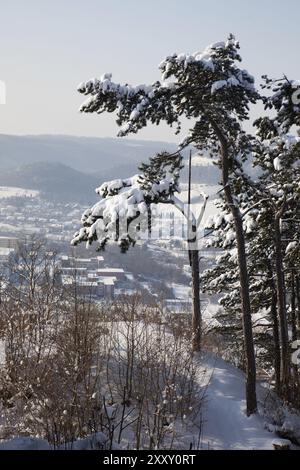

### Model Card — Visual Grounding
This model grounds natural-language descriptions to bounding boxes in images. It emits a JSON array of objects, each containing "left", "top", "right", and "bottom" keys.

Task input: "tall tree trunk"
[
  {"left": 233, "top": 213, "right": 257, "bottom": 415},
  {"left": 210, "top": 119, "right": 257, "bottom": 415},
  {"left": 187, "top": 151, "right": 202, "bottom": 351},
  {"left": 296, "top": 275, "right": 300, "bottom": 330},
  {"left": 191, "top": 248, "right": 201, "bottom": 351},
  {"left": 291, "top": 271, "right": 297, "bottom": 342},
  {"left": 290, "top": 270, "right": 298, "bottom": 402},
  {"left": 270, "top": 286, "right": 281, "bottom": 395},
  {"left": 295, "top": 274, "right": 300, "bottom": 406},
  {"left": 274, "top": 212, "right": 290, "bottom": 400}
]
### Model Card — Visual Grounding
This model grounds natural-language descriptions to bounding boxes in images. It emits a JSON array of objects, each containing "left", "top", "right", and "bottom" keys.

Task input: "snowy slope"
[
  {"left": 0, "top": 186, "right": 39, "bottom": 199},
  {"left": 0, "top": 352, "right": 289, "bottom": 450},
  {"left": 199, "top": 354, "right": 279, "bottom": 450}
]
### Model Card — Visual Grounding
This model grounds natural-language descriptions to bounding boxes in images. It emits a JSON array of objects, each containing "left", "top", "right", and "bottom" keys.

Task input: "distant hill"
[
  {"left": 0, "top": 134, "right": 177, "bottom": 175},
  {"left": 0, "top": 134, "right": 257, "bottom": 203},
  {"left": 0, "top": 162, "right": 100, "bottom": 203}
]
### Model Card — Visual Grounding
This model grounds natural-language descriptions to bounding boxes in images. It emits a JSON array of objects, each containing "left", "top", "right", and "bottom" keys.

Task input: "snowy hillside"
[
  {"left": 0, "top": 162, "right": 100, "bottom": 202},
  {"left": 200, "top": 355, "right": 281, "bottom": 450},
  {"left": 0, "top": 352, "right": 296, "bottom": 450},
  {"left": 0, "top": 186, "right": 39, "bottom": 199}
]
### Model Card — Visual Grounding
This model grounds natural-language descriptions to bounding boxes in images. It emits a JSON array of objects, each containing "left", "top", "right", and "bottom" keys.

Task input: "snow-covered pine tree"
[
  {"left": 75, "top": 35, "right": 259, "bottom": 415},
  {"left": 72, "top": 152, "right": 183, "bottom": 252},
  {"left": 253, "top": 76, "right": 300, "bottom": 401},
  {"left": 72, "top": 151, "right": 208, "bottom": 350},
  {"left": 202, "top": 75, "right": 300, "bottom": 403},
  {"left": 202, "top": 178, "right": 282, "bottom": 394}
]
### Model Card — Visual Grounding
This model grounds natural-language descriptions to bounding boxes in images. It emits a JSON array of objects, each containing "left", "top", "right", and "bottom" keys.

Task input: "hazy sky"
[{"left": 1, "top": 0, "right": 299, "bottom": 142}]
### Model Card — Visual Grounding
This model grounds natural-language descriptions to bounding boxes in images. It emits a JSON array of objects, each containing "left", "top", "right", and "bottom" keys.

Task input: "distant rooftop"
[
  {"left": 102, "top": 278, "right": 116, "bottom": 286},
  {"left": 0, "top": 247, "right": 15, "bottom": 256},
  {"left": 60, "top": 255, "right": 104, "bottom": 262},
  {"left": 97, "top": 268, "right": 124, "bottom": 273},
  {"left": 0, "top": 236, "right": 18, "bottom": 240}
]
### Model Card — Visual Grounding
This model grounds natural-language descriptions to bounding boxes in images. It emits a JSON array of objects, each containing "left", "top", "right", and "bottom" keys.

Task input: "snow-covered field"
[
  {"left": 0, "top": 186, "right": 39, "bottom": 199},
  {"left": 171, "top": 283, "right": 191, "bottom": 299}
]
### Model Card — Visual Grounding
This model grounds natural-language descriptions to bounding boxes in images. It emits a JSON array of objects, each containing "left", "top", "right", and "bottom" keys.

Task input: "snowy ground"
[
  {"left": 202, "top": 299, "right": 222, "bottom": 329},
  {"left": 171, "top": 283, "right": 191, "bottom": 299},
  {"left": 0, "top": 351, "right": 295, "bottom": 450},
  {"left": 199, "top": 354, "right": 279, "bottom": 450},
  {"left": 0, "top": 186, "right": 39, "bottom": 199}
]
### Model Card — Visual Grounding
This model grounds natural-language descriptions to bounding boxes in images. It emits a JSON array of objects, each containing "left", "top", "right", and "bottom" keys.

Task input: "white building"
[
  {"left": 0, "top": 236, "right": 19, "bottom": 249},
  {"left": 60, "top": 255, "right": 124, "bottom": 299}
]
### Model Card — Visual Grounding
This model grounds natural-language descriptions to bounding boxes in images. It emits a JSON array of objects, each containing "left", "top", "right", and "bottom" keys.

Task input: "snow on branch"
[
  {"left": 258, "top": 76, "right": 300, "bottom": 136},
  {"left": 77, "top": 34, "right": 258, "bottom": 141},
  {"left": 72, "top": 152, "right": 187, "bottom": 252}
]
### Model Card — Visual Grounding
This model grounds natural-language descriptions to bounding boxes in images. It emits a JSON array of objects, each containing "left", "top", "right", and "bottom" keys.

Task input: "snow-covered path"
[{"left": 199, "top": 354, "right": 275, "bottom": 450}]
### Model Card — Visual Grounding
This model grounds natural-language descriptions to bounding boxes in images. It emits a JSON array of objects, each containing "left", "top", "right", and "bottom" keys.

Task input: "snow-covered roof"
[
  {"left": 102, "top": 278, "right": 116, "bottom": 286},
  {"left": 0, "top": 247, "right": 14, "bottom": 257},
  {"left": 97, "top": 268, "right": 124, "bottom": 273}
]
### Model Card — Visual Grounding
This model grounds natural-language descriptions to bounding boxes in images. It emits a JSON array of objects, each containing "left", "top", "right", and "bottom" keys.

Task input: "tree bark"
[
  {"left": 170, "top": 193, "right": 203, "bottom": 352},
  {"left": 210, "top": 119, "right": 257, "bottom": 415},
  {"left": 233, "top": 213, "right": 257, "bottom": 415},
  {"left": 270, "top": 287, "right": 281, "bottom": 395},
  {"left": 296, "top": 275, "right": 300, "bottom": 330},
  {"left": 191, "top": 248, "right": 201, "bottom": 351},
  {"left": 291, "top": 271, "right": 297, "bottom": 342},
  {"left": 290, "top": 270, "right": 298, "bottom": 402},
  {"left": 274, "top": 212, "right": 290, "bottom": 400},
  {"left": 187, "top": 151, "right": 201, "bottom": 351}
]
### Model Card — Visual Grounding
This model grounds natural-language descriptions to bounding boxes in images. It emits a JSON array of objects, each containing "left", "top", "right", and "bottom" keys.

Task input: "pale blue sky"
[{"left": 1, "top": 0, "right": 299, "bottom": 142}]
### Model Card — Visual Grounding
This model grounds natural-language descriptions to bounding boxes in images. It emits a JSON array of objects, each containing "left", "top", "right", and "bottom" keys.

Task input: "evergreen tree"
[
  {"left": 72, "top": 152, "right": 208, "bottom": 349},
  {"left": 254, "top": 76, "right": 300, "bottom": 401},
  {"left": 75, "top": 35, "right": 260, "bottom": 414},
  {"left": 202, "top": 75, "right": 300, "bottom": 403}
]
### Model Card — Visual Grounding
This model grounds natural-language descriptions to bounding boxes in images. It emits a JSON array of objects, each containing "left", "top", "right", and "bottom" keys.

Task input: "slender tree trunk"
[
  {"left": 296, "top": 275, "right": 300, "bottom": 330},
  {"left": 274, "top": 212, "right": 290, "bottom": 400},
  {"left": 290, "top": 270, "right": 298, "bottom": 402},
  {"left": 210, "top": 119, "right": 257, "bottom": 415},
  {"left": 295, "top": 274, "right": 300, "bottom": 406},
  {"left": 187, "top": 151, "right": 192, "bottom": 269},
  {"left": 233, "top": 213, "right": 257, "bottom": 415},
  {"left": 270, "top": 286, "right": 281, "bottom": 395},
  {"left": 291, "top": 271, "right": 297, "bottom": 342},
  {"left": 191, "top": 248, "right": 201, "bottom": 351},
  {"left": 187, "top": 151, "right": 202, "bottom": 351}
]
